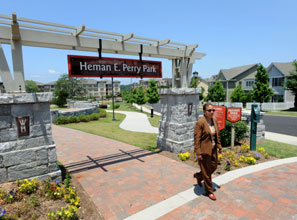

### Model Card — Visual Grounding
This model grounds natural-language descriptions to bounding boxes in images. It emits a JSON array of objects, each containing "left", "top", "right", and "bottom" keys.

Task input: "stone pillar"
[
  {"left": 0, "top": 92, "right": 61, "bottom": 183},
  {"left": 157, "top": 88, "right": 200, "bottom": 153}
]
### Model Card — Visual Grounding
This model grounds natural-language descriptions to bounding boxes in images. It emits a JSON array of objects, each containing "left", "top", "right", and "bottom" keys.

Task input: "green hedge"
[
  {"left": 219, "top": 121, "right": 249, "bottom": 147},
  {"left": 99, "top": 109, "right": 107, "bottom": 118},
  {"left": 54, "top": 113, "right": 101, "bottom": 125}
]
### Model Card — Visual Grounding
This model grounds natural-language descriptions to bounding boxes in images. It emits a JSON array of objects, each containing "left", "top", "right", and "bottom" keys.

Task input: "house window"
[
  {"left": 272, "top": 77, "right": 284, "bottom": 87},
  {"left": 244, "top": 80, "right": 254, "bottom": 88}
]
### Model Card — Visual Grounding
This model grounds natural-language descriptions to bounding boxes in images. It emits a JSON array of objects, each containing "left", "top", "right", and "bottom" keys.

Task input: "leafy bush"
[
  {"left": 68, "top": 116, "right": 79, "bottom": 123},
  {"left": 219, "top": 121, "right": 249, "bottom": 147},
  {"left": 89, "top": 113, "right": 99, "bottom": 121},
  {"left": 114, "top": 103, "right": 120, "bottom": 109},
  {"left": 54, "top": 116, "right": 69, "bottom": 125},
  {"left": 78, "top": 115, "right": 88, "bottom": 122},
  {"left": 99, "top": 109, "right": 107, "bottom": 118}
]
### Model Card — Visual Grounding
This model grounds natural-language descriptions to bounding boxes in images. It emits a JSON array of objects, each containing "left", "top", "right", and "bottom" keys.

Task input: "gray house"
[
  {"left": 212, "top": 64, "right": 258, "bottom": 101},
  {"left": 267, "top": 62, "right": 295, "bottom": 102}
]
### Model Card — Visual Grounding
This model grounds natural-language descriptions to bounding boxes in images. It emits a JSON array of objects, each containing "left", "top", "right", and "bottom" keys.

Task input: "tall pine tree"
[
  {"left": 286, "top": 60, "right": 297, "bottom": 109},
  {"left": 252, "top": 63, "right": 273, "bottom": 104}
]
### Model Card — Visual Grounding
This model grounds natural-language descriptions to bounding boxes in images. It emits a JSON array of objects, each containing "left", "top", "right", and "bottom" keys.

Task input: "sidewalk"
[
  {"left": 106, "top": 110, "right": 158, "bottom": 133},
  {"left": 265, "top": 131, "right": 297, "bottom": 146},
  {"left": 53, "top": 125, "right": 297, "bottom": 220}
]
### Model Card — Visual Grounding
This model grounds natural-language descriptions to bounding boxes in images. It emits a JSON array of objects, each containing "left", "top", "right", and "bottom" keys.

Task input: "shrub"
[
  {"left": 99, "top": 109, "right": 107, "bottom": 118},
  {"left": 68, "top": 116, "right": 79, "bottom": 123},
  {"left": 114, "top": 103, "right": 120, "bottom": 109},
  {"left": 219, "top": 121, "right": 249, "bottom": 147},
  {"left": 89, "top": 113, "right": 99, "bottom": 121},
  {"left": 78, "top": 115, "right": 88, "bottom": 122},
  {"left": 99, "top": 104, "right": 107, "bottom": 109},
  {"left": 54, "top": 116, "right": 69, "bottom": 125}
]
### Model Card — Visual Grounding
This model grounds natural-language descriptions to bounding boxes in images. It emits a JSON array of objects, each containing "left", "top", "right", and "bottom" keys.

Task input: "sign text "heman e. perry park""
[{"left": 68, "top": 55, "right": 162, "bottom": 78}]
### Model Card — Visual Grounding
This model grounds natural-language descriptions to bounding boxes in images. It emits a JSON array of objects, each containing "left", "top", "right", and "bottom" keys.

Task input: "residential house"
[
  {"left": 210, "top": 64, "right": 258, "bottom": 101},
  {"left": 267, "top": 62, "right": 295, "bottom": 102}
]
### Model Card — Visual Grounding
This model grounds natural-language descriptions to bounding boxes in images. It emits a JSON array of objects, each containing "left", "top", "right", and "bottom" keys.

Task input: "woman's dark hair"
[{"left": 203, "top": 102, "right": 213, "bottom": 111}]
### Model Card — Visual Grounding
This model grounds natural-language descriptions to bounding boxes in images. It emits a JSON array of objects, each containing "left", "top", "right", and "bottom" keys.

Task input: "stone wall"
[
  {"left": 157, "top": 88, "right": 200, "bottom": 153},
  {"left": 246, "top": 102, "right": 294, "bottom": 111},
  {"left": 0, "top": 93, "right": 61, "bottom": 183},
  {"left": 50, "top": 106, "right": 99, "bottom": 123},
  {"left": 67, "top": 100, "right": 98, "bottom": 109}
]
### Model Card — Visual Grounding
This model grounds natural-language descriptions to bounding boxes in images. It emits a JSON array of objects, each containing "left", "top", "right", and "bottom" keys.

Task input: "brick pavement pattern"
[
  {"left": 52, "top": 125, "right": 198, "bottom": 220},
  {"left": 53, "top": 125, "right": 297, "bottom": 220},
  {"left": 159, "top": 163, "right": 297, "bottom": 220}
]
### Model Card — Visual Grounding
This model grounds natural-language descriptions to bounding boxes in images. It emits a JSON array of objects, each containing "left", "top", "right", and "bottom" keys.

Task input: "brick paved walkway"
[{"left": 53, "top": 125, "right": 297, "bottom": 220}]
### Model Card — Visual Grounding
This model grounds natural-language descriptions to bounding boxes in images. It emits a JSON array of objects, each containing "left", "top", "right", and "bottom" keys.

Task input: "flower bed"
[{"left": 0, "top": 176, "right": 102, "bottom": 220}]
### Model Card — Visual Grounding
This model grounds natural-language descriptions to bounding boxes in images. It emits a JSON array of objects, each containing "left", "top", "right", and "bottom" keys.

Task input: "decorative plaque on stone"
[{"left": 16, "top": 116, "right": 30, "bottom": 137}]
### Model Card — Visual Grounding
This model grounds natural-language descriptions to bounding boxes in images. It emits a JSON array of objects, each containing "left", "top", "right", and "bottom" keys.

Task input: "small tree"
[
  {"left": 231, "top": 85, "right": 246, "bottom": 102},
  {"left": 135, "top": 86, "right": 146, "bottom": 112},
  {"left": 286, "top": 60, "right": 297, "bottom": 109},
  {"left": 146, "top": 80, "right": 160, "bottom": 111},
  {"left": 252, "top": 63, "right": 273, "bottom": 105},
  {"left": 25, "top": 80, "right": 40, "bottom": 93},
  {"left": 54, "top": 74, "right": 86, "bottom": 107},
  {"left": 206, "top": 81, "right": 226, "bottom": 102},
  {"left": 198, "top": 87, "right": 205, "bottom": 101}
]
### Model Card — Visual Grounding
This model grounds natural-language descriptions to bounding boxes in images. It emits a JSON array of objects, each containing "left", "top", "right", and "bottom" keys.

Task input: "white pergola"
[{"left": 0, "top": 13, "right": 206, "bottom": 92}]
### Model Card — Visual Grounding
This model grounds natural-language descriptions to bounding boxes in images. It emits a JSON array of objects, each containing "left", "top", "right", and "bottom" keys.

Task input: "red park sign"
[
  {"left": 213, "top": 106, "right": 226, "bottom": 131},
  {"left": 227, "top": 108, "right": 242, "bottom": 123}
]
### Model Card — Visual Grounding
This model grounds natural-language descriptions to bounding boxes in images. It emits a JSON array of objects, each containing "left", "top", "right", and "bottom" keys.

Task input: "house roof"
[
  {"left": 220, "top": 64, "right": 257, "bottom": 80},
  {"left": 268, "top": 62, "right": 295, "bottom": 76}
]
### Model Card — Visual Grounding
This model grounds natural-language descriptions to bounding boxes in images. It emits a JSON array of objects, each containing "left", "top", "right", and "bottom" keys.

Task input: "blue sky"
[{"left": 1, "top": 0, "right": 297, "bottom": 85}]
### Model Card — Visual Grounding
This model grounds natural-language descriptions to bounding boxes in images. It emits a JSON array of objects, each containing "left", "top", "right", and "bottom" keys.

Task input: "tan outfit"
[{"left": 194, "top": 116, "right": 222, "bottom": 194}]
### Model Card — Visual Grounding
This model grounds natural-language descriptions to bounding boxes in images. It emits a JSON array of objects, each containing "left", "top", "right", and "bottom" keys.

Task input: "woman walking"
[{"left": 194, "top": 103, "right": 222, "bottom": 200}]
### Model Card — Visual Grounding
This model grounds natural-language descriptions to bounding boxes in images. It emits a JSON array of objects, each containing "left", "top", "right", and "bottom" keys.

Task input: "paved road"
[{"left": 264, "top": 115, "right": 297, "bottom": 137}]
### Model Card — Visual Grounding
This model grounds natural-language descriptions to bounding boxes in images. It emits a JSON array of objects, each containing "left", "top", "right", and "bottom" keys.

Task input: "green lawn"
[
  {"left": 257, "top": 140, "right": 297, "bottom": 158},
  {"left": 264, "top": 110, "right": 297, "bottom": 117},
  {"left": 61, "top": 112, "right": 158, "bottom": 151},
  {"left": 107, "top": 102, "right": 160, "bottom": 128}
]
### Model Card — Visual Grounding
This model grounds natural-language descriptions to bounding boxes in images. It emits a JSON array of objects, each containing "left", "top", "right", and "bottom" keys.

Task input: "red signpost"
[
  {"left": 227, "top": 108, "right": 242, "bottom": 147},
  {"left": 213, "top": 106, "right": 227, "bottom": 131},
  {"left": 227, "top": 108, "right": 242, "bottom": 123}
]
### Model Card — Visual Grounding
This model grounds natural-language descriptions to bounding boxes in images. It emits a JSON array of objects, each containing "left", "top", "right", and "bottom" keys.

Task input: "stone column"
[
  {"left": 0, "top": 92, "right": 61, "bottom": 183},
  {"left": 157, "top": 88, "right": 200, "bottom": 153}
]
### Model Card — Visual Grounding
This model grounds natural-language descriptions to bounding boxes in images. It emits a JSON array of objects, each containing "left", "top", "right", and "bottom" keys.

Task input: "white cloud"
[
  {"left": 31, "top": 74, "right": 41, "bottom": 78},
  {"left": 48, "top": 69, "right": 60, "bottom": 74}
]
